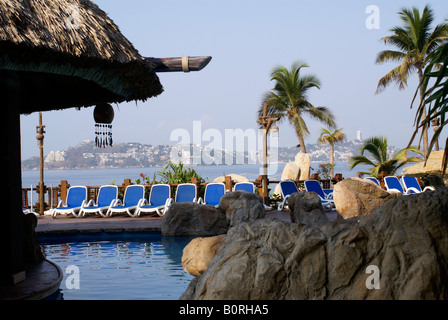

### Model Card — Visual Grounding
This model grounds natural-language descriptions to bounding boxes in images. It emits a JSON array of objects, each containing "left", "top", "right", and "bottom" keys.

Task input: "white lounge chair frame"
[
  {"left": 401, "top": 176, "right": 435, "bottom": 194},
  {"left": 197, "top": 183, "right": 226, "bottom": 207},
  {"left": 52, "top": 186, "right": 88, "bottom": 218},
  {"left": 134, "top": 184, "right": 172, "bottom": 217},
  {"left": 384, "top": 176, "right": 414, "bottom": 195},
  {"left": 79, "top": 185, "right": 119, "bottom": 218},
  {"left": 304, "top": 179, "right": 335, "bottom": 210},
  {"left": 277, "top": 181, "right": 299, "bottom": 211},
  {"left": 364, "top": 177, "right": 381, "bottom": 186},
  {"left": 106, "top": 185, "right": 145, "bottom": 217}
]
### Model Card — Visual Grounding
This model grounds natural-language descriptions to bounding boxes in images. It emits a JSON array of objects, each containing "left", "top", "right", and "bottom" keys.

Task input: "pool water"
[{"left": 39, "top": 232, "right": 195, "bottom": 300}]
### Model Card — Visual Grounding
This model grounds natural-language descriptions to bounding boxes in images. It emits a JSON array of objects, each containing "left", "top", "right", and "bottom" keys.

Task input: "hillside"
[{"left": 21, "top": 139, "right": 400, "bottom": 170}]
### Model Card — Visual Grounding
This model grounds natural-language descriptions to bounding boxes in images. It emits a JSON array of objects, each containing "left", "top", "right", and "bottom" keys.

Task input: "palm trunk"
[
  {"left": 330, "top": 144, "right": 335, "bottom": 177},
  {"left": 418, "top": 68, "right": 429, "bottom": 158},
  {"left": 297, "top": 135, "right": 307, "bottom": 153}
]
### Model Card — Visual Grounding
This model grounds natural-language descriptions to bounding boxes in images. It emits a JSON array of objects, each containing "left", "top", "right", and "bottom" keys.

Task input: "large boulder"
[
  {"left": 161, "top": 202, "right": 229, "bottom": 236},
  {"left": 295, "top": 152, "right": 311, "bottom": 180},
  {"left": 333, "top": 177, "right": 401, "bottom": 219},
  {"left": 287, "top": 191, "right": 332, "bottom": 226},
  {"left": 274, "top": 152, "right": 311, "bottom": 195},
  {"left": 218, "top": 191, "right": 265, "bottom": 227},
  {"left": 182, "top": 235, "right": 226, "bottom": 277},
  {"left": 181, "top": 187, "right": 448, "bottom": 300}
]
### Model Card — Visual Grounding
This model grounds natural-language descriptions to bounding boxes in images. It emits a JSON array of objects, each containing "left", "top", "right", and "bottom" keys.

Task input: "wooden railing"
[{"left": 21, "top": 174, "right": 346, "bottom": 214}]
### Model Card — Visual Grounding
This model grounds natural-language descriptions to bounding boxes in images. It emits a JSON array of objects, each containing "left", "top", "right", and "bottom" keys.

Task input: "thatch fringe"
[
  {"left": 0, "top": 0, "right": 143, "bottom": 63},
  {"left": 0, "top": 0, "right": 163, "bottom": 113}
]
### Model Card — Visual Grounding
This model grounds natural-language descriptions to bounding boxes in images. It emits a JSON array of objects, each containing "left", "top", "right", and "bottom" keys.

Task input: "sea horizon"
[{"left": 21, "top": 162, "right": 378, "bottom": 189}]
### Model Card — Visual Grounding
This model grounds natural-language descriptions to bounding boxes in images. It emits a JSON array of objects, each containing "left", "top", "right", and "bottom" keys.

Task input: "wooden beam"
[{"left": 147, "top": 56, "right": 212, "bottom": 73}]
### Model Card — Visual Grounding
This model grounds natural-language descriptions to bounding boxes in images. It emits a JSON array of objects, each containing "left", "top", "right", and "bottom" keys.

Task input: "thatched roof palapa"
[
  {"left": 0, "top": 0, "right": 214, "bottom": 289},
  {"left": 0, "top": 0, "right": 164, "bottom": 114}
]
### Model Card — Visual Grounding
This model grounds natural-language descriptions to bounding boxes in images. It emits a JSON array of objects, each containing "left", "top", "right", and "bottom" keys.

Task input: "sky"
[{"left": 19, "top": 0, "right": 448, "bottom": 160}]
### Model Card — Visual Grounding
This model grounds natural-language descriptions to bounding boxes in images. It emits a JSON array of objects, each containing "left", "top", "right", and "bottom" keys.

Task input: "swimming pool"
[{"left": 39, "top": 232, "right": 195, "bottom": 300}]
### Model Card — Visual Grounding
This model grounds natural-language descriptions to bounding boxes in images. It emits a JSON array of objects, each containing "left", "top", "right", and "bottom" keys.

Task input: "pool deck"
[
  {"left": 36, "top": 213, "right": 163, "bottom": 234},
  {"left": 35, "top": 209, "right": 338, "bottom": 234},
  {"left": 35, "top": 210, "right": 292, "bottom": 234}
]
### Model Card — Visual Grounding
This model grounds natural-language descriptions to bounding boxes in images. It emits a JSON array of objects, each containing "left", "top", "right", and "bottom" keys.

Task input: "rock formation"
[
  {"left": 273, "top": 152, "right": 311, "bottom": 195},
  {"left": 333, "top": 177, "right": 401, "bottom": 219},
  {"left": 161, "top": 202, "right": 228, "bottom": 236},
  {"left": 287, "top": 191, "right": 333, "bottom": 225},
  {"left": 218, "top": 191, "right": 265, "bottom": 227},
  {"left": 181, "top": 235, "right": 226, "bottom": 277},
  {"left": 181, "top": 187, "right": 448, "bottom": 300}
]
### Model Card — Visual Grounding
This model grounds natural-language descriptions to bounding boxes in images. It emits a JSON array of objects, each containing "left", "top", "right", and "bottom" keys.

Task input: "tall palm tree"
[
  {"left": 349, "top": 136, "right": 422, "bottom": 178},
  {"left": 317, "top": 128, "right": 345, "bottom": 177},
  {"left": 413, "top": 42, "right": 448, "bottom": 173},
  {"left": 259, "top": 61, "right": 336, "bottom": 153},
  {"left": 375, "top": 5, "right": 448, "bottom": 158}
]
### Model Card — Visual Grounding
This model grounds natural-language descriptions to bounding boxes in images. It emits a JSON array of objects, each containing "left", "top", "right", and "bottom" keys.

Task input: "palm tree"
[
  {"left": 375, "top": 5, "right": 448, "bottom": 158},
  {"left": 259, "top": 61, "right": 336, "bottom": 153},
  {"left": 349, "top": 136, "right": 422, "bottom": 177},
  {"left": 413, "top": 42, "right": 448, "bottom": 173},
  {"left": 317, "top": 128, "right": 345, "bottom": 177}
]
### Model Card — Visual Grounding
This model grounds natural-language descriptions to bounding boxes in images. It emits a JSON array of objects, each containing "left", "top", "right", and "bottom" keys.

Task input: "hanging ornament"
[{"left": 93, "top": 103, "right": 114, "bottom": 148}]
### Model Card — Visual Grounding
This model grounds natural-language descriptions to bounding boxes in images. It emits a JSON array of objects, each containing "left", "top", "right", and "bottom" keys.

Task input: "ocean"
[{"left": 21, "top": 162, "right": 367, "bottom": 188}]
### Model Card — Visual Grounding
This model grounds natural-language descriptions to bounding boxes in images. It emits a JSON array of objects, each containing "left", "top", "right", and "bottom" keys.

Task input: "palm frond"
[
  {"left": 349, "top": 155, "right": 375, "bottom": 170},
  {"left": 375, "top": 50, "right": 407, "bottom": 64},
  {"left": 303, "top": 105, "right": 336, "bottom": 129},
  {"left": 376, "top": 65, "right": 406, "bottom": 93}
]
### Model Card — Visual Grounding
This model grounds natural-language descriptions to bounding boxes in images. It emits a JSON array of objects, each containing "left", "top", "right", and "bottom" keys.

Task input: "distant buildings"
[
  {"left": 356, "top": 130, "right": 363, "bottom": 141},
  {"left": 21, "top": 138, "right": 400, "bottom": 170}
]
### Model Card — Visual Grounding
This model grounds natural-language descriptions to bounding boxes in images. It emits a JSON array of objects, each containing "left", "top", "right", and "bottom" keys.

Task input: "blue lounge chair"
[
  {"left": 52, "top": 186, "right": 88, "bottom": 218},
  {"left": 198, "top": 183, "right": 226, "bottom": 207},
  {"left": 365, "top": 176, "right": 381, "bottom": 186},
  {"left": 174, "top": 183, "right": 197, "bottom": 203},
  {"left": 401, "top": 176, "right": 435, "bottom": 194},
  {"left": 106, "top": 185, "right": 145, "bottom": 217},
  {"left": 79, "top": 185, "right": 119, "bottom": 218},
  {"left": 277, "top": 180, "right": 299, "bottom": 211},
  {"left": 384, "top": 176, "right": 413, "bottom": 195},
  {"left": 304, "top": 179, "right": 334, "bottom": 210},
  {"left": 134, "top": 184, "right": 172, "bottom": 217},
  {"left": 234, "top": 182, "right": 255, "bottom": 193}
]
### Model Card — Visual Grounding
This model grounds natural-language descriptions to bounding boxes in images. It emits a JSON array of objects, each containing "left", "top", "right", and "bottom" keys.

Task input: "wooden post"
[
  {"left": 224, "top": 176, "right": 232, "bottom": 192},
  {"left": 123, "top": 179, "right": 132, "bottom": 189},
  {"left": 256, "top": 103, "right": 280, "bottom": 206},
  {"left": 36, "top": 112, "right": 46, "bottom": 214},
  {"left": 255, "top": 175, "right": 264, "bottom": 198},
  {"left": 60, "top": 180, "right": 69, "bottom": 203}
]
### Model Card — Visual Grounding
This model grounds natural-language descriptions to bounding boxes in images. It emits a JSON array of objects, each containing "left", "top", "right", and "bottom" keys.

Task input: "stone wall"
[{"left": 181, "top": 187, "right": 448, "bottom": 300}]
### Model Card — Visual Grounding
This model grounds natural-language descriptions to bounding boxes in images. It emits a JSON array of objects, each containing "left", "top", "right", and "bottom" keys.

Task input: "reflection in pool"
[{"left": 39, "top": 232, "right": 195, "bottom": 300}]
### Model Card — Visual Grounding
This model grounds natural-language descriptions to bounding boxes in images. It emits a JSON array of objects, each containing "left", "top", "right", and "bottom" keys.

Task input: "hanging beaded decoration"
[{"left": 93, "top": 103, "right": 114, "bottom": 148}]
